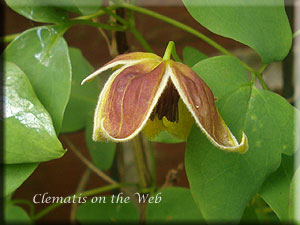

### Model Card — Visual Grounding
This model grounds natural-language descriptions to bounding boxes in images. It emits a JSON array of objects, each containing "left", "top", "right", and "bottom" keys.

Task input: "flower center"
[{"left": 150, "top": 80, "right": 180, "bottom": 122}]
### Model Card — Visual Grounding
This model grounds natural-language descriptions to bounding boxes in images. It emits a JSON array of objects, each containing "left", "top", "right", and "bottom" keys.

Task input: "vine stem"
[
  {"left": 32, "top": 183, "right": 122, "bottom": 221},
  {"left": 62, "top": 136, "right": 118, "bottom": 185},
  {"left": 256, "top": 72, "right": 269, "bottom": 90},
  {"left": 67, "top": 19, "right": 126, "bottom": 31},
  {"left": 132, "top": 134, "right": 152, "bottom": 189},
  {"left": 255, "top": 64, "right": 269, "bottom": 90},
  {"left": 119, "top": 3, "right": 256, "bottom": 73},
  {"left": 148, "top": 141, "right": 156, "bottom": 194},
  {"left": 258, "top": 64, "right": 268, "bottom": 73},
  {"left": 0, "top": 7, "right": 122, "bottom": 44},
  {"left": 251, "top": 72, "right": 256, "bottom": 84},
  {"left": 92, "top": 17, "right": 115, "bottom": 56},
  {"left": 70, "top": 169, "right": 90, "bottom": 223},
  {"left": 293, "top": 29, "right": 300, "bottom": 38},
  {"left": 0, "top": 33, "right": 19, "bottom": 43},
  {"left": 74, "top": 6, "right": 120, "bottom": 20},
  {"left": 129, "top": 26, "right": 153, "bottom": 52}
]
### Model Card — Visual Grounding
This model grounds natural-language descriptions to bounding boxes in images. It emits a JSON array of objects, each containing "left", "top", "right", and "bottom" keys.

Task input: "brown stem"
[
  {"left": 109, "top": 4, "right": 130, "bottom": 187},
  {"left": 111, "top": 6, "right": 153, "bottom": 223},
  {"left": 115, "top": 8, "right": 129, "bottom": 54}
]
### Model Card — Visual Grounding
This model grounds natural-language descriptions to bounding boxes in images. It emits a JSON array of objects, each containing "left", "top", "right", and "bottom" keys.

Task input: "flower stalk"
[{"left": 163, "top": 41, "right": 175, "bottom": 60}]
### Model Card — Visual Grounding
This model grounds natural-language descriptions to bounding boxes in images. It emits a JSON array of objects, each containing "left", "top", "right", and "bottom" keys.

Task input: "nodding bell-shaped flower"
[{"left": 82, "top": 42, "right": 248, "bottom": 153}]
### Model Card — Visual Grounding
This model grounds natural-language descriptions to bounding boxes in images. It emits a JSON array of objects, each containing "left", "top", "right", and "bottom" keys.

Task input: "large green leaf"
[
  {"left": 185, "top": 56, "right": 297, "bottom": 222},
  {"left": 182, "top": 0, "right": 292, "bottom": 63},
  {"left": 183, "top": 46, "right": 208, "bottom": 67},
  {"left": 4, "top": 62, "right": 66, "bottom": 164},
  {"left": 73, "top": 0, "right": 103, "bottom": 15},
  {"left": 76, "top": 197, "right": 139, "bottom": 223},
  {"left": 5, "top": 202, "right": 31, "bottom": 224},
  {"left": 4, "top": 26, "right": 72, "bottom": 134},
  {"left": 259, "top": 154, "right": 294, "bottom": 221},
  {"left": 61, "top": 47, "right": 98, "bottom": 133},
  {"left": 289, "top": 166, "right": 300, "bottom": 224},
  {"left": 5, "top": 0, "right": 104, "bottom": 21},
  {"left": 4, "top": 163, "right": 38, "bottom": 197},
  {"left": 146, "top": 187, "right": 203, "bottom": 223},
  {"left": 5, "top": 0, "right": 68, "bottom": 23}
]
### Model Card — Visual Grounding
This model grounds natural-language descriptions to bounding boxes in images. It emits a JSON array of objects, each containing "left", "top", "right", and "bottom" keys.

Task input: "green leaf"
[
  {"left": 183, "top": 46, "right": 208, "bottom": 67},
  {"left": 146, "top": 187, "right": 203, "bottom": 223},
  {"left": 182, "top": 0, "right": 292, "bottom": 63},
  {"left": 5, "top": 0, "right": 68, "bottom": 23},
  {"left": 5, "top": 202, "right": 31, "bottom": 224},
  {"left": 61, "top": 47, "right": 98, "bottom": 133},
  {"left": 192, "top": 56, "right": 250, "bottom": 100},
  {"left": 185, "top": 56, "right": 297, "bottom": 222},
  {"left": 85, "top": 119, "right": 116, "bottom": 171},
  {"left": 76, "top": 197, "right": 139, "bottom": 223},
  {"left": 4, "top": 26, "right": 72, "bottom": 134},
  {"left": 73, "top": 0, "right": 103, "bottom": 15},
  {"left": 259, "top": 154, "right": 294, "bottom": 221},
  {"left": 4, "top": 62, "right": 66, "bottom": 164},
  {"left": 4, "top": 163, "right": 38, "bottom": 197},
  {"left": 289, "top": 166, "right": 300, "bottom": 224},
  {"left": 149, "top": 131, "right": 184, "bottom": 143}
]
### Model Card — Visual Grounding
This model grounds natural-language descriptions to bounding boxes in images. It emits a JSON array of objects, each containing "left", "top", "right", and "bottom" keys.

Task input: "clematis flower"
[{"left": 82, "top": 45, "right": 248, "bottom": 153}]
